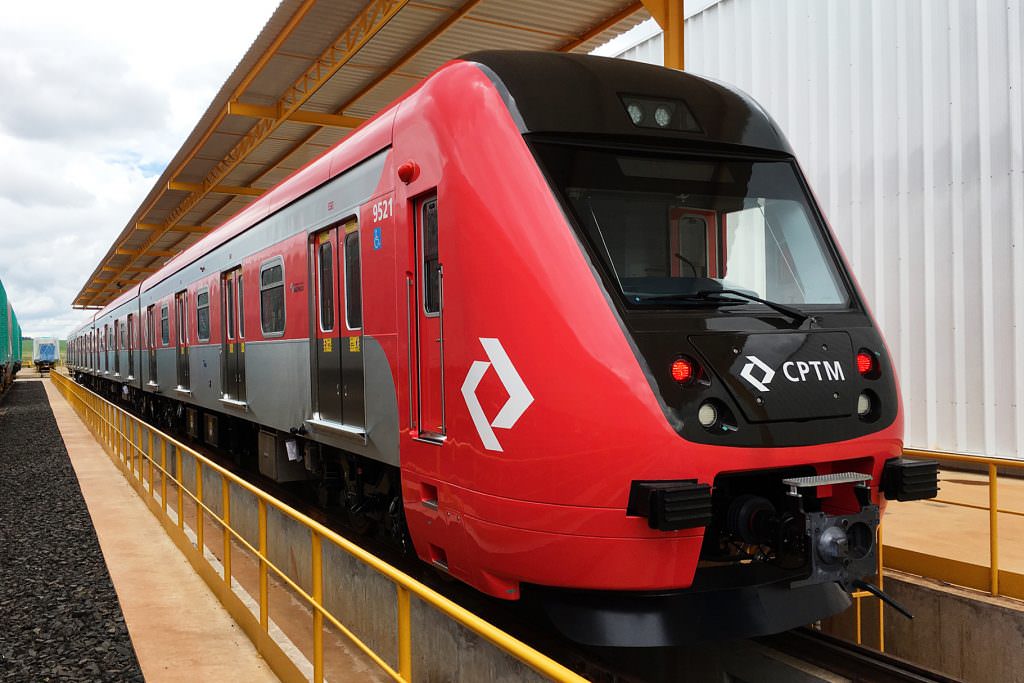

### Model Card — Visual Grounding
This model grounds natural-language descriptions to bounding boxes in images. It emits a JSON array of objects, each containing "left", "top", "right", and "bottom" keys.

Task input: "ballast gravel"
[{"left": 0, "top": 381, "right": 143, "bottom": 682}]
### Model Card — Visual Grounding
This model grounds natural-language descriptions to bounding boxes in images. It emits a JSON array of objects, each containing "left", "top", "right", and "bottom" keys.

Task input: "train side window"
[
  {"left": 422, "top": 198, "right": 440, "bottom": 315},
  {"left": 260, "top": 257, "right": 285, "bottom": 336},
  {"left": 127, "top": 314, "right": 134, "bottom": 350},
  {"left": 225, "top": 277, "right": 235, "bottom": 340},
  {"left": 344, "top": 228, "right": 362, "bottom": 329},
  {"left": 238, "top": 275, "right": 245, "bottom": 338},
  {"left": 196, "top": 288, "right": 211, "bottom": 342},
  {"left": 161, "top": 304, "right": 169, "bottom": 346},
  {"left": 318, "top": 239, "right": 334, "bottom": 332}
]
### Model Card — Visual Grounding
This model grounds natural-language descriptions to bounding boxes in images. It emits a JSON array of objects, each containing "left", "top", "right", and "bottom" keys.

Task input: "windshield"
[{"left": 534, "top": 143, "right": 850, "bottom": 308}]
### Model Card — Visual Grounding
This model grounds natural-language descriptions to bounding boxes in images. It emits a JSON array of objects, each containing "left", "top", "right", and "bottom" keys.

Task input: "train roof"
[{"left": 463, "top": 51, "right": 793, "bottom": 155}]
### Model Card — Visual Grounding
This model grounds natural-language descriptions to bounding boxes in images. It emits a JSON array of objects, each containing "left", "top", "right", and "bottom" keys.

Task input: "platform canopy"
[{"left": 73, "top": 0, "right": 674, "bottom": 309}]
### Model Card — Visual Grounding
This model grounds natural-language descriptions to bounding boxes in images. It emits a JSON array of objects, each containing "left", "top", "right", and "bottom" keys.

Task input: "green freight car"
[{"left": 0, "top": 279, "right": 22, "bottom": 389}]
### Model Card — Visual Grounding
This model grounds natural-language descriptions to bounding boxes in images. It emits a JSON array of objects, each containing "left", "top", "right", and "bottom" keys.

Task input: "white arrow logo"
[
  {"left": 739, "top": 355, "right": 776, "bottom": 392},
  {"left": 461, "top": 338, "right": 533, "bottom": 452}
]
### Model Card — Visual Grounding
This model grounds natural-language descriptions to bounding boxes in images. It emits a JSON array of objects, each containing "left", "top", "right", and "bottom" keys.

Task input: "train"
[
  {"left": 32, "top": 337, "right": 60, "bottom": 373},
  {"left": 68, "top": 51, "right": 938, "bottom": 645},
  {"left": 1, "top": 279, "right": 23, "bottom": 391}
]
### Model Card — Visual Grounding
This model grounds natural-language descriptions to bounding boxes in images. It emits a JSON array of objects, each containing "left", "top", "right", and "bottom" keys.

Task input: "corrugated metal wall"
[{"left": 609, "top": 1, "right": 1024, "bottom": 459}]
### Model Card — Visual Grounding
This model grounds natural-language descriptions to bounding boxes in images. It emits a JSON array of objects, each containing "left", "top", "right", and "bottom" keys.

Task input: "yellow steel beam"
[
  {"left": 77, "top": 0, "right": 321, "bottom": 308},
  {"left": 167, "top": 180, "right": 265, "bottom": 197},
  {"left": 85, "top": 0, "right": 408, "bottom": 309},
  {"left": 136, "top": 223, "right": 211, "bottom": 233},
  {"left": 333, "top": 0, "right": 485, "bottom": 114},
  {"left": 102, "top": 265, "right": 161, "bottom": 273},
  {"left": 227, "top": 102, "right": 367, "bottom": 129},
  {"left": 162, "top": 0, "right": 408, "bottom": 229},
  {"left": 114, "top": 248, "right": 177, "bottom": 258},
  {"left": 641, "top": 0, "right": 684, "bottom": 69},
  {"left": 560, "top": 2, "right": 644, "bottom": 52}
]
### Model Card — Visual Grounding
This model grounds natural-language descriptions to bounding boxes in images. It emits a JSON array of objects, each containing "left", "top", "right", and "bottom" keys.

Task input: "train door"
[
  {"left": 127, "top": 314, "right": 135, "bottom": 378},
  {"left": 221, "top": 268, "right": 245, "bottom": 402},
  {"left": 175, "top": 290, "right": 190, "bottom": 389},
  {"left": 311, "top": 219, "right": 364, "bottom": 428},
  {"left": 414, "top": 197, "right": 444, "bottom": 438},
  {"left": 146, "top": 305, "right": 157, "bottom": 383}
]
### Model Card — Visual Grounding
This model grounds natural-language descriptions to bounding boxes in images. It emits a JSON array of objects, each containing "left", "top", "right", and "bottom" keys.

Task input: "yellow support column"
[{"left": 641, "top": 0, "right": 685, "bottom": 70}]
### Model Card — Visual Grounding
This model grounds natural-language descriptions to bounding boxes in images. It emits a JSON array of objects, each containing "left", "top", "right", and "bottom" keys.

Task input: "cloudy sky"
[{"left": 0, "top": 1, "right": 279, "bottom": 338}]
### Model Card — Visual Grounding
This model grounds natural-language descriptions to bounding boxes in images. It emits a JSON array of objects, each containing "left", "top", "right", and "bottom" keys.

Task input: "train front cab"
[{"left": 391, "top": 51, "right": 938, "bottom": 644}]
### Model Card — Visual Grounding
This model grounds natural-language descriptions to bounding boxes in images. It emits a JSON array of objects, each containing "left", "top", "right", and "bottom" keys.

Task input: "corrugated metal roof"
[{"left": 74, "top": 0, "right": 650, "bottom": 308}]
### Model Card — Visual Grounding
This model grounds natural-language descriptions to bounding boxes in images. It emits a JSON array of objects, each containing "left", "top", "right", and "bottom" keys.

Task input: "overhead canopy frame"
[{"left": 75, "top": 0, "right": 685, "bottom": 309}]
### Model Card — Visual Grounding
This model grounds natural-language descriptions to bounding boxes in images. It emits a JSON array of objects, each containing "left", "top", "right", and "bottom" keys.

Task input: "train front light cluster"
[
  {"left": 620, "top": 95, "right": 701, "bottom": 132},
  {"left": 857, "top": 348, "right": 882, "bottom": 422}
]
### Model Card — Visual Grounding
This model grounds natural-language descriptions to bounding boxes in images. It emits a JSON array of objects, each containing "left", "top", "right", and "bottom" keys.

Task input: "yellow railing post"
[
  {"left": 176, "top": 446, "right": 184, "bottom": 532},
  {"left": 161, "top": 438, "right": 168, "bottom": 515},
  {"left": 259, "top": 499, "right": 268, "bottom": 631},
  {"left": 148, "top": 429, "right": 155, "bottom": 495},
  {"left": 222, "top": 478, "right": 231, "bottom": 585},
  {"left": 397, "top": 586, "right": 412, "bottom": 681},
  {"left": 312, "top": 532, "right": 324, "bottom": 683},
  {"left": 196, "top": 460, "right": 204, "bottom": 555},
  {"left": 989, "top": 463, "right": 999, "bottom": 595},
  {"left": 878, "top": 525, "right": 885, "bottom": 652}
]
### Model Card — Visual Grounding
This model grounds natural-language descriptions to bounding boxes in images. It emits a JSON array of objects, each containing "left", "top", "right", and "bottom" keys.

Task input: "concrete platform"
[{"left": 41, "top": 378, "right": 281, "bottom": 683}]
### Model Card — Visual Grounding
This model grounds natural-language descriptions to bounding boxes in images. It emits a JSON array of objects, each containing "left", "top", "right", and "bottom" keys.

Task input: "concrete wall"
[{"left": 824, "top": 572, "right": 1024, "bottom": 681}]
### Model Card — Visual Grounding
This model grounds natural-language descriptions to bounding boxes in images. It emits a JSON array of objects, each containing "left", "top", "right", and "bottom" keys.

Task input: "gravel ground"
[{"left": 0, "top": 381, "right": 143, "bottom": 682}]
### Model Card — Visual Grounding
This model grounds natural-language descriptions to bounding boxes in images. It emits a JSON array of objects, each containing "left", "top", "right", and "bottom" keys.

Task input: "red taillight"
[
  {"left": 671, "top": 357, "right": 695, "bottom": 384},
  {"left": 857, "top": 351, "right": 875, "bottom": 376}
]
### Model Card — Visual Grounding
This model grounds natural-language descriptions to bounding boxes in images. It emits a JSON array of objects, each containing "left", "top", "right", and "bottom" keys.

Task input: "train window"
[
  {"left": 238, "top": 275, "right": 245, "bottom": 338},
  {"left": 176, "top": 291, "right": 188, "bottom": 344},
  {"left": 260, "top": 258, "right": 285, "bottom": 336},
  {"left": 421, "top": 199, "right": 440, "bottom": 315},
  {"left": 196, "top": 288, "right": 211, "bottom": 342},
  {"left": 225, "top": 277, "right": 235, "bottom": 340},
  {"left": 534, "top": 143, "right": 849, "bottom": 308},
  {"left": 161, "top": 305, "right": 169, "bottom": 346},
  {"left": 318, "top": 238, "right": 334, "bottom": 332},
  {"left": 127, "top": 314, "right": 134, "bottom": 350},
  {"left": 344, "top": 228, "right": 362, "bottom": 329}
]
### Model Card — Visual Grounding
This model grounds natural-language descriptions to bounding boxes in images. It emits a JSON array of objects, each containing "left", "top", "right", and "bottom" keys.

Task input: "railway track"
[{"left": 758, "top": 628, "right": 961, "bottom": 683}]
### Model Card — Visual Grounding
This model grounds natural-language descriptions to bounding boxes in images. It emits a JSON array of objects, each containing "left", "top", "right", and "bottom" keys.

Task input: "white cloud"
[{"left": 0, "top": 0, "right": 279, "bottom": 338}]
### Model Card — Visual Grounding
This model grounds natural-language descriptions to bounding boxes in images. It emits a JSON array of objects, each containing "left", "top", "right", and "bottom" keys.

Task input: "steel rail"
[{"left": 759, "top": 627, "right": 962, "bottom": 683}]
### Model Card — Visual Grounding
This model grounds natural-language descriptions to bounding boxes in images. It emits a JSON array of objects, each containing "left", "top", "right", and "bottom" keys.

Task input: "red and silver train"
[{"left": 69, "top": 51, "right": 937, "bottom": 645}]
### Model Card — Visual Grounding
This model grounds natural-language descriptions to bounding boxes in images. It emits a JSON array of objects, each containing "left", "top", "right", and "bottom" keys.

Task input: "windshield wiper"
[{"left": 636, "top": 289, "right": 809, "bottom": 325}]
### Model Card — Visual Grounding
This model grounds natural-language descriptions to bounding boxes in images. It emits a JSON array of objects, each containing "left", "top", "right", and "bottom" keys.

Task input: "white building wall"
[{"left": 604, "top": 1, "right": 1024, "bottom": 459}]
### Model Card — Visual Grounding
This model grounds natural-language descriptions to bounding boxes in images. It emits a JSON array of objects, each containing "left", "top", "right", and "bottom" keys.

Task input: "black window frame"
[
  {"left": 344, "top": 227, "right": 362, "bottom": 330},
  {"left": 196, "top": 287, "right": 211, "bottom": 342},
  {"left": 318, "top": 237, "right": 335, "bottom": 332},
  {"left": 259, "top": 257, "right": 286, "bottom": 337},
  {"left": 160, "top": 304, "right": 169, "bottom": 346},
  {"left": 421, "top": 198, "right": 440, "bottom": 316}
]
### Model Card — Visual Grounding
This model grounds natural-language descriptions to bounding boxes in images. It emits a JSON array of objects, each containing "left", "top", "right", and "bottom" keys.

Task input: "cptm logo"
[
  {"left": 739, "top": 355, "right": 846, "bottom": 392},
  {"left": 461, "top": 338, "right": 533, "bottom": 452}
]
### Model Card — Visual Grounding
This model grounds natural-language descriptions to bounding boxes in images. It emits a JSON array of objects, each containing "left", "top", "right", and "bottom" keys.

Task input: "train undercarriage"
[{"left": 76, "top": 373, "right": 410, "bottom": 555}]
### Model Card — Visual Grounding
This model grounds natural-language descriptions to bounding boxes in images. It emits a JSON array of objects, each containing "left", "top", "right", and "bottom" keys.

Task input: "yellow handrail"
[
  {"left": 50, "top": 372, "right": 586, "bottom": 683},
  {"left": 901, "top": 447, "right": 1024, "bottom": 599}
]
